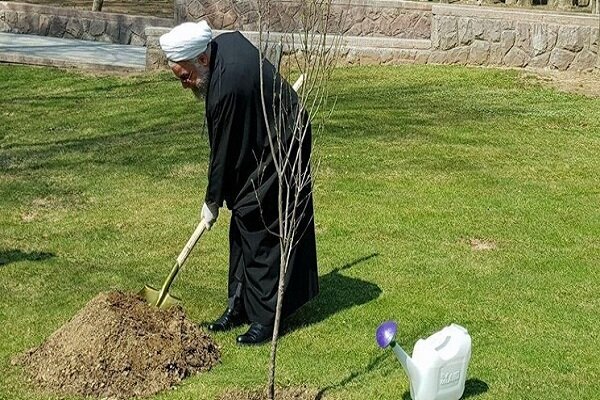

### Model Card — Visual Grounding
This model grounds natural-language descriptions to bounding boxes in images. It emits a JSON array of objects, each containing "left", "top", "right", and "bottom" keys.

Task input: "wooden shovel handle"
[
  {"left": 176, "top": 219, "right": 207, "bottom": 266},
  {"left": 293, "top": 74, "right": 305, "bottom": 92},
  {"left": 155, "top": 219, "right": 207, "bottom": 307}
]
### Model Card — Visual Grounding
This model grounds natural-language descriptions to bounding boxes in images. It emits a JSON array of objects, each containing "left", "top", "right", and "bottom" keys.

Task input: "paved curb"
[{"left": 0, "top": 32, "right": 146, "bottom": 71}]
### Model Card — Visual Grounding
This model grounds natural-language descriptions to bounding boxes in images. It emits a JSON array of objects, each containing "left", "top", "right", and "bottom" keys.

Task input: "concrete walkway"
[{"left": 0, "top": 32, "right": 146, "bottom": 71}]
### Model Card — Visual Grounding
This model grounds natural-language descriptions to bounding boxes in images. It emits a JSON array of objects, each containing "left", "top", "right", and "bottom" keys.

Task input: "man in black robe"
[{"left": 160, "top": 22, "right": 319, "bottom": 345}]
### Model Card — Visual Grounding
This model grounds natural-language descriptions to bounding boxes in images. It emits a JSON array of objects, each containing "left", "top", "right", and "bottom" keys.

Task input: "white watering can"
[{"left": 376, "top": 321, "right": 472, "bottom": 400}]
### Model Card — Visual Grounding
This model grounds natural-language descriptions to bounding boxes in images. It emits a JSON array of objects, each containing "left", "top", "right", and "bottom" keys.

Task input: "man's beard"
[{"left": 191, "top": 63, "right": 210, "bottom": 101}]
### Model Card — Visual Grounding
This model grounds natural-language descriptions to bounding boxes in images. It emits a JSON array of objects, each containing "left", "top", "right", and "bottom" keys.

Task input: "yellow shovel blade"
[{"left": 139, "top": 285, "right": 181, "bottom": 309}]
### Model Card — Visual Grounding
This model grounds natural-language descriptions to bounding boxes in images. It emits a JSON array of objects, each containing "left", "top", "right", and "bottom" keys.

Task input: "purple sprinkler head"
[{"left": 376, "top": 320, "right": 398, "bottom": 348}]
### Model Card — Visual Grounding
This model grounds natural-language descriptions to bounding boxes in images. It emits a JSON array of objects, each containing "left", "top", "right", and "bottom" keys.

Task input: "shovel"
[{"left": 140, "top": 219, "right": 207, "bottom": 309}]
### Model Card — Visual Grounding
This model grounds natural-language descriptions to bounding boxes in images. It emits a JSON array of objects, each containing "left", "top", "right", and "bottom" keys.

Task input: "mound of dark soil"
[{"left": 14, "top": 291, "right": 220, "bottom": 399}]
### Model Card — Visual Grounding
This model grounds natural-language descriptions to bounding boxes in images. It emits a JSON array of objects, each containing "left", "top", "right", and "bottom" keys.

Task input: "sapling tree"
[{"left": 254, "top": 0, "right": 343, "bottom": 398}]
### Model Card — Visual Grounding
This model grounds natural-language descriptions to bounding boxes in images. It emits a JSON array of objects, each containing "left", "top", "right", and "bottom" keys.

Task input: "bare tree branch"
[{"left": 255, "top": 1, "right": 343, "bottom": 398}]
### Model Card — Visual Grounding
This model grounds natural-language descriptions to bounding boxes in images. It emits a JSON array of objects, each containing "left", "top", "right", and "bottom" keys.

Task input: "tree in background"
[{"left": 92, "top": 0, "right": 103, "bottom": 12}]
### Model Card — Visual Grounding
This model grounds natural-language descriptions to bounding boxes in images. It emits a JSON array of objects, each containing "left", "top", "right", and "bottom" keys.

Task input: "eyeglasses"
[{"left": 179, "top": 73, "right": 191, "bottom": 83}]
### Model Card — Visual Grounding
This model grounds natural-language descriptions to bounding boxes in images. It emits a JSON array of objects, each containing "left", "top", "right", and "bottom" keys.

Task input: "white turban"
[{"left": 159, "top": 21, "right": 213, "bottom": 62}]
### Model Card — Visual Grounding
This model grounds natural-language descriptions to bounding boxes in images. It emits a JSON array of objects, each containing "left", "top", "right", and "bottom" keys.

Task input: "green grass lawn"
[{"left": 1, "top": 63, "right": 599, "bottom": 400}]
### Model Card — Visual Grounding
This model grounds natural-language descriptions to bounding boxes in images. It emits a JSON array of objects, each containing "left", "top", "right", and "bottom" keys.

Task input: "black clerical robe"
[{"left": 203, "top": 32, "right": 319, "bottom": 325}]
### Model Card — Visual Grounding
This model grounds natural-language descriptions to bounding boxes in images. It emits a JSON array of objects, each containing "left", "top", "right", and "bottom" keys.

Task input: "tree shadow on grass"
[
  {"left": 0, "top": 249, "right": 55, "bottom": 267},
  {"left": 402, "top": 378, "right": 489, "bottom": 400},
  {"left": 315, "top": 352, "right": 388, "bottom": 399},
  {"left": 314, "top": 348, "right": 488, "bottom": 400},
  {"left": 285, "top": 253, "right": 381, "bottom": 333}
]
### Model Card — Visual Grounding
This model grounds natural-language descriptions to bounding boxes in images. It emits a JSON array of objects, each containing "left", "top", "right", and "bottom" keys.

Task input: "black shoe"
[
  {"left": 207, "top": 308, "right": 247, "bottom": 332},
  {"left": 236, "top": 322, "right": 274, "bottom": 345}
]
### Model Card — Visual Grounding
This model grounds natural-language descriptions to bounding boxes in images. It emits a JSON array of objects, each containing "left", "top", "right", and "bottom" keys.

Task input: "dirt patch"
[
  {"left": 21, "top": 194, "right": 90, "bottom": 222},
  {"left": 521, "top": 69, "right": 600, "bottom": 98},
  {"left": 13, "top": 291, "right": 220, "bottom": 399},
  {"left": 219, "top": 386, "right": 319, "bottom": 400},
  {"left": 468, "top": 238, "right": 497, "bottom": 251}
]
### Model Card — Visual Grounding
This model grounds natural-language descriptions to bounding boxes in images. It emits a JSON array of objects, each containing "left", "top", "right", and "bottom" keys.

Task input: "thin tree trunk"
[
  {"left": 267, "top": 244, "right": 287, "bottom": 400},
  {"left": 597, "top": 2, "right": 600, "bottom": 70},
  {"left": 258, "top": 3, "right": 339, "bottom": 400},
  {"left": 92, "top": 0, "right": 103, "bottom": 12}
]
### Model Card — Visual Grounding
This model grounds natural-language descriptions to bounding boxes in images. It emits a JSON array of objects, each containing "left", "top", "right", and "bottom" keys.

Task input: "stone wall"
[
  {"left": 0, "top": 1, "right": 173, "bottom": 45},
  {"left": 462, "top": 0, "right": 596, "bottom": 13},
  {"left": 146, "top": 26, "right": 171, "bottom": 69},
  {"left": 177, "top": 0, "right": 433, "bottom": 39},
  {"left": 145, "top": 26, "right": 432, "bottom": 69},
  {"left": 3, "top": 0, "right": 597, "bottom": 71},
  {"left": 429, "top": 4, "right": 599, "bottom": 71}
]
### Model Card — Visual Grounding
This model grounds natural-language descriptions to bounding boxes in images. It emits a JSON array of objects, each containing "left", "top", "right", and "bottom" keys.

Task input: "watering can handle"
[{"left": 176, "top": 219, "right": 207, "bottom": 266}]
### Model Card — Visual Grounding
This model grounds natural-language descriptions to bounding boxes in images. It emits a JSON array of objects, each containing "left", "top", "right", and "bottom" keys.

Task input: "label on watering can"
[{"left": 439, "top": 363, "right": 462, "bottom": 387}]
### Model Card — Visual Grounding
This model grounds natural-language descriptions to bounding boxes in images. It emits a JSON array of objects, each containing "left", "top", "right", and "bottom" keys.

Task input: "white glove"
[{"left": 201, "top": 202, "right": 219, "bottom": 230}]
